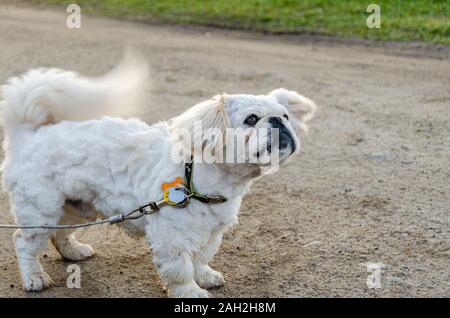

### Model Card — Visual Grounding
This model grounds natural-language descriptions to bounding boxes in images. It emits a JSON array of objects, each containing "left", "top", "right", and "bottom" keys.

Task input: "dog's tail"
[{"left": 0, "top": 53, "right": 149, "bottom": 135}]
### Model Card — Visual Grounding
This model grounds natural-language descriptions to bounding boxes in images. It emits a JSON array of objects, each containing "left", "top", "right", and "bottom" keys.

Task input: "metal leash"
[
  {"left": 0, "top": 160, "right": 227, "bottom": 230},
  {"left": 0, "top": 201, "right": 162, "bottom": 230}
]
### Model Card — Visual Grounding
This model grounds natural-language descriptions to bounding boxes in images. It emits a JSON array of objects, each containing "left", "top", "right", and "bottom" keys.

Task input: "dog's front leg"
[
  {"left": 193, "top": 233, "right": 225, "bottom": 289},
  {"left": 152, "top": 247, "right": 210, "bottom": 298}
]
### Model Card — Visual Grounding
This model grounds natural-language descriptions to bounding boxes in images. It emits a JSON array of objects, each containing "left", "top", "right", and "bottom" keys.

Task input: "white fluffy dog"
[{"left": 0, "top": 57, "right": 316, "bottom": 297}]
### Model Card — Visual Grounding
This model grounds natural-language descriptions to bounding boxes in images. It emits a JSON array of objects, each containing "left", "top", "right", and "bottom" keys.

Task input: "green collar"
[{"left": 184, "top": 158, "right": 227, "bottom": 204}]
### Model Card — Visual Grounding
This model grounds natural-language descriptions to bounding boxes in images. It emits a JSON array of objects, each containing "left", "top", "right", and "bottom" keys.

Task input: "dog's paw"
[
  {"left": 195, "top": 265, "right": 225, "bottom": 289},
  {"left": 22, "top": 271, "right": 53, "bottom": 292},
  {"left": 61, "top": 242, "right": 95, "bottom": 261},
  {"left": 186, "top": 287, "right": 210, "bottom": 298},
  {"left": 170, "top": 282, "right": 210, "bottom": 298},
  {"left": 53, "top": 236, "right": 96, "bottom": 261}
]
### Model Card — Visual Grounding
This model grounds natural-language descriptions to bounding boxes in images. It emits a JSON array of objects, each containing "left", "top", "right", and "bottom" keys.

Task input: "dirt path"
[{"left": 0, "top": 5, "right": 449, "bottom": 298}]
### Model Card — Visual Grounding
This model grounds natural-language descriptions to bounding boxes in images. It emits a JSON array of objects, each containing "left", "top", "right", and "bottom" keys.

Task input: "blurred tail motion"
[{"left": 0, "top": 53, "right": 149, "bottom": 136}]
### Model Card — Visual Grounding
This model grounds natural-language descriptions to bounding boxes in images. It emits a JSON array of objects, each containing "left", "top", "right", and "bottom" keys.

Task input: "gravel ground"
[{"left": 0, "top": 5, "right": 449, "bottom": 297}]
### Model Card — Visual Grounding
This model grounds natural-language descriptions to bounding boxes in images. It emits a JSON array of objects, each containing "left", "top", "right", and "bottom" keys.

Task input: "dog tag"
[{"left": 163, "top": 187, "right": 188, "bottom": 206}]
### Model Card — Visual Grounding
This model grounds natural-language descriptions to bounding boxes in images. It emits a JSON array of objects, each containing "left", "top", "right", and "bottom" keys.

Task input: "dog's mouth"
[{"left": 256, "top": 128, "right": 296, "bottom": 162}]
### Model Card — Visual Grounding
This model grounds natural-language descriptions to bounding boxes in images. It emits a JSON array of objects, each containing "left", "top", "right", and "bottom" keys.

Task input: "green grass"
[{"left": 30, "top": 0, "right": 450, "bottom": 44}]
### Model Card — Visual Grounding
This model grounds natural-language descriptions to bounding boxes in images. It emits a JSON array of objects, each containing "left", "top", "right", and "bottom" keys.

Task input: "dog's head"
[{"left": 170, "top": 88, "right": 316, "bottom": 177}]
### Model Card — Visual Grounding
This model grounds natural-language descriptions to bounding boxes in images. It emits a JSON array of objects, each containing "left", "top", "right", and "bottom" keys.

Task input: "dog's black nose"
[{"left": 269, "top": 116, "right": 283, "bottom": 127}]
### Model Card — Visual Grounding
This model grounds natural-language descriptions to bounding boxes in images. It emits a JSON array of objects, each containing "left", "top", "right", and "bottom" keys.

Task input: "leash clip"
[
  {"left": 203, "top": 194, "right": 228, "bottom": 204},
  {"left": 157, "top": 186, "right": 192, "bottom": 209}
]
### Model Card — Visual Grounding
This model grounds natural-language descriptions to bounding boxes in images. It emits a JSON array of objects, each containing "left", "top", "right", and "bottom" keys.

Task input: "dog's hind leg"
[
  {"left": 13, "top": 229, "right": 53, "bottom": 292},
  {"left": 10, "top": 188, "right": 65, "bottom": 292},
  {"left": 193, "top": 232, "right": 225, "bottom": 289},
  {"left": 50, "top": 203, "right": 95, "bottom": 261}
]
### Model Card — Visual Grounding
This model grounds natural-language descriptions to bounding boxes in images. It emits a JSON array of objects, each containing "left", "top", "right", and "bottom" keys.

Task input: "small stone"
[
  {"left": 438, "top": 248, "right": 450, "bottom": 256},
  {"left": 370, "top": 152, "right": 397, "bottom": 161},
  {"left": 302, "top": 241, "right": 321, "bottom": 248},
  {"left": 386, "top": 276, "right": 411, "bottom": 288}
]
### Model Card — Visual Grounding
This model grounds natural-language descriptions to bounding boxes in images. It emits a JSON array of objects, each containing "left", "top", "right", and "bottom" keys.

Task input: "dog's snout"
[{"left": 268, "top": 116, "right": 296, "bottom": 154}]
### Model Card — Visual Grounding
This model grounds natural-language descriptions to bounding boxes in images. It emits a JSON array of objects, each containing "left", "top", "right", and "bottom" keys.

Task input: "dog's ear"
[
  {"left": 170, "top": 94, "right": 229, "bottom": 160},
  {"left": 269, "top": 88, "right": 316, "bottom": 132}
]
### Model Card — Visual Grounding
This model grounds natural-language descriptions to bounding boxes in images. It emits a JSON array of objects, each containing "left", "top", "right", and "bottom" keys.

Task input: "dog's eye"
[
  {"left": 283, "top": 114, "right": 289, "bottom": 121},
  {"left": 244, "top": 114, "right": 259, "bottom": 126}
]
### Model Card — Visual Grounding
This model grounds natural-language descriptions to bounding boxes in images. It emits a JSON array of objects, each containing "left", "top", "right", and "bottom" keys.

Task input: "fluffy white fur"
[{"left": 0, "top": 58, "right": 316, "bottom": 297}]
